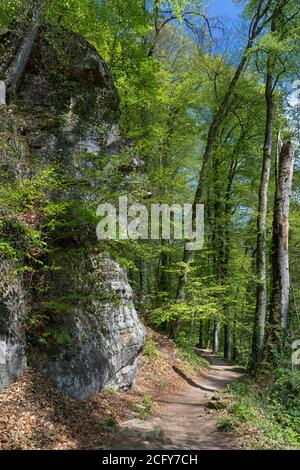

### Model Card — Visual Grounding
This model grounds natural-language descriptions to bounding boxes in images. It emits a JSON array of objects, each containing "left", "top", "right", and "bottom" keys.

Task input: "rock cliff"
[{"left": 0, "top": 28, "right": 146, "bottom": 398}]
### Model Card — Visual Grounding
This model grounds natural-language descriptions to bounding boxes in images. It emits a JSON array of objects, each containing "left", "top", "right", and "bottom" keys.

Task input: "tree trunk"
[
  {"left": 221, "top": 157, "right": 238, "bottom": 361},
  {"left": 232, "top": 313, "right": 238, "bottom": 361},
  {"left": 224, "top": 322, "right": 231, "bottom": 360},
  {"left": 5, "top": 1, "right": 42, "bottom": 97},
  {"left": 264, "top": 141, "right": 294, "bottom": 369},
  {"left": 169, "top": 316, "right": 181, "bottom": 340},
  {"left": 213, "top": 321, "right": 220, "bottom": 354},
  {"left": 251, "top": 50, "right": 275, "bottom": 368},
  {"left": 206, "top": 320, "right": 211, "bottom": 349},
  {"left": 251, "top": 0, "right": 286, "bottom": 368},
  {"left": 189, "top": 314, "right": 195, "bottom": 342},
  {"left": 159, "top": 246, "right": 170, "bottom": 292},
  {"left": 197, "top": 320, "right": 204, "bottom": 348}
]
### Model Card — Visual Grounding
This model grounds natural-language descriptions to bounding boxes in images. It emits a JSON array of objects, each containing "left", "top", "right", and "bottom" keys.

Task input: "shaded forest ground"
[
  {"left": 108, "top": 350, "right": 243, "bottom": 450},
  {"left": 0, "top": 330, "right": 237, "bottom": 449},
  {"left": 0, "top": 330, "right": 299, "bottom": 450}
]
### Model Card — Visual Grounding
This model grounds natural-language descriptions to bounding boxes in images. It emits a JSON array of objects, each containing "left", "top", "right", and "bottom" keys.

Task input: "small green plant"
[
  {"left": 218, "top": 415, "right": 239, "bottom": 431},
  {"left": 134, "top": 394, "right": 154, "bottom": 420},
  {"left": 176, "top": 344, "right": 209, "bottom": 374},
  {"left": 230, "top": 401, "right": 257, "bottom": 423},
  {"left": 103, "top": 387, "right": 118, "bottom": 396},
  {"left": 0, "top": 241, "right": 16, "bottom": 258},
  {"left": 51, "top": 330, "right": 72, "bottom": 345},
  {"left": 105, "top": 412, "right": 118, "bottom": 430},
  {"left": 54, "top": 402, "right": 65, "bottom": 412},
  {"left": 143, "top": 337, "right": 158, "bottom": 358}
]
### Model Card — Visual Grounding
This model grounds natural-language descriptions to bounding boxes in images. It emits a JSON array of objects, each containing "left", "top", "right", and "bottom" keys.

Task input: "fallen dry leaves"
[{"left": 0, "top": 330, "right": 190, "bottom": 450}]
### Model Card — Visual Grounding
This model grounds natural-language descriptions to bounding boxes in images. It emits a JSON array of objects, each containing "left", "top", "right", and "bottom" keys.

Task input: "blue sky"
[
  {"left": 205, "top": 0, "right": 243, "bottom": 23},
  {"left": 202, "top": 0, "right": 246, "bottom": 57}
]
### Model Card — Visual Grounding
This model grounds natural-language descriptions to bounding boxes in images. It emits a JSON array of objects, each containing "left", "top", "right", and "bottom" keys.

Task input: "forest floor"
[
  {"left": 0, "top": 331, "right": 243, "bottom": 450},
  {"left": 107, "top": 350, "right": 244, "bottom": 450}
]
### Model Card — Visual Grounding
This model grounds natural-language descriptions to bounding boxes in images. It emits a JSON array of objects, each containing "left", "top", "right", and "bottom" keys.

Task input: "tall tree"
[
  {"left": 251, "top": 0, "right": 298, "bottom": 369},
  {"left": 263, "top": 141, "right": 294, "bottom": 372},
  {"left": 251, "top": 13, "right": 277, "bottom": 368}
]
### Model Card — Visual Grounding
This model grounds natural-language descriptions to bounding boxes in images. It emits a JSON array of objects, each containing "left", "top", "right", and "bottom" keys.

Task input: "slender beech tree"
[
  {"left": 222, "top": 155, "right": 240, "bottom": 360},
  {"left": 251, "top": 18, "right": 277, "bottom": 368},
  {"left": 211, "top": 152, "right": 222, "bottom": 353},
  {"left": 251, "top": 0, "right": 297, "bottom": 369},
  {"left": 263, "top": 141, "right": 294, "bottom": 372}
]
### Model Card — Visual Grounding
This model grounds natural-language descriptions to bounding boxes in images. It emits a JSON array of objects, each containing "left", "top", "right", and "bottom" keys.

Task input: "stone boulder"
[
  {"left": 0, "top": 260, "right": 27, "bottom": 390},
  {"left": 29, "top": 253, "right": 146, "bottom": 399},
  {"left": 0, "top": 28, "right": 146, "bottom": 399}
]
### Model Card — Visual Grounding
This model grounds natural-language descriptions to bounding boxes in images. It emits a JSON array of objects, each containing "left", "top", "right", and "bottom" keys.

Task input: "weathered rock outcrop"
[
  {"left": 0, "top": 28, "right": 146, "bottom": 398},
  {"left": 30, "top": 253, "right": 146, "bottom": 399},
  {"left": 18, "top": 29, "right": 119, "bottom": 163},
  {"left": 0, "top": 261, "right": 27, "bottom": 390}
]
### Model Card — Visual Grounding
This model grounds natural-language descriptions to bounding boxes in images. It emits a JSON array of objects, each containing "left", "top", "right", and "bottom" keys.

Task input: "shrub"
[
  {"left": 134, "top": 394, "right": 154, "bottom": 420},
  {"left": 218, "top": 416, "right": 239, "bottom": 431},
  {"left": 143, "top": 337, "right": 158, "bottom": 358}
]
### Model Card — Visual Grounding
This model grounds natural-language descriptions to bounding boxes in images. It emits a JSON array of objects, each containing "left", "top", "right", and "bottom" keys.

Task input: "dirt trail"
[{"left": 113, "top": 350, "right": 244, "bottom": 450}]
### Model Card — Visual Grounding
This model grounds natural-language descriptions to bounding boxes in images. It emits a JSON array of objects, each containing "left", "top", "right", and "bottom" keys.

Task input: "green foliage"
[
  {"left": 0, "top": 0, "right": 299, "bottom": 452},
  {"left": 218, "top": 415, "right": 240, "bottom": 431},
  {"left": 230, "top": 401, "right": 257, "bottom": 423},
  {"left": 0, "top": 0, "right": 22, "bottom": 29},
  {"left": 221, "top": 376, "right": 300, "bottom": 449},
  {"left": 134, "top": 394, "right": 154, "bottom": 420},
  {"left": 103, "top": 388, "right": 118, "bottom": 397},
  {"left": 105, "top": 412, "right": 118, "bottom": 430},
  {"left": 143, "top": 337, "right": 159, "bottom": 358},
  {"left": 0, "top": 165, "right": 65, "bottom": 263},
  {"left": 176, "top": 343, "right": 209, "bottom": 374},
  {"left": 26, "top": 308, "right": 73, "bottom": 348},
  {"left": 271, "top": 368, "right": 300, "bottom": 416},
  {"left": 0, "top": 241, "right": 16, "bottom": 258}
]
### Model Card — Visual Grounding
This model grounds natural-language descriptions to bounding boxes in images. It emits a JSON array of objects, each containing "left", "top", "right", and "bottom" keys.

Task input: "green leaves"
[
  {"left": 0, "top": 241, "right": 16, "bottom": 258},
  {"left": 0, "top": 1, "right": 23, "bottom": 29}
]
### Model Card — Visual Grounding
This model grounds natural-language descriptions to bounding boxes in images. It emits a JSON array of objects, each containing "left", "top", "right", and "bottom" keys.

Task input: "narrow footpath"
[{"left": 111, "top": 350, "right": 244, "bottom": 450}]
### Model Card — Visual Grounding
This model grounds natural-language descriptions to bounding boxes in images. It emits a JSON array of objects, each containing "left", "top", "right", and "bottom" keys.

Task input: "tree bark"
[
  {"left": 197, "top": 320, "right": 204, "bottom": 348},
  {"left": 224, "top": 322, "right": 231, "bottom": 360},
  {"left": 206, "top": 320, "right": 211, "bottom": 349},
  {"left": 251, "top": 51, "right": 275, "bottom": 367},
  {"left": 221, "top": 156, "right": 238, "bottom": 360},
  {"left": 251, "top": 1, "right": 286, "bottom": 369},
  {"left": 189, "top": 314, "right": 195, "bottom": 342},
  {"left": 213, "top": 320, "right": 220, "bottom": 354},
  {"left": 5, "top": 1, "right": 42, "bottom": 97},
  {"left": 138, "top": 257, "right": 147, "bottom": 315},
  {"left": 159, "top": 245, "right": 170, "bottom": 292},
  {"left": 232, "top": 313, "right": 238, "bottom": 361},
  {"left": 264, "top": 141, "right": 294, "bottom": 368}
]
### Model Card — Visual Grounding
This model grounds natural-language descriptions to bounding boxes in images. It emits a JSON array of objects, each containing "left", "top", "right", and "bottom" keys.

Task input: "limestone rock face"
[
  {"left": 0, "top": 107, "right": 29, "bottom": 392},
  {"left": 30, "top": 254, "right": 146, "bottom": 399},
  {"left": 0, "top": 30, "right": 146, "bottom": 397},
  {"left": 0, "top": 261, "right": 27, "bottom": 390},
  {"left": 17, "top": 30, "right": 119, "bottom": 166}
]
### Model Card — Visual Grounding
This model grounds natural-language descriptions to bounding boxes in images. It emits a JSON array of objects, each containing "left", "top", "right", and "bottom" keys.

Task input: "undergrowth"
[
  {"left": 176, "top": 339, "right": 209, "bottom": 375},
  {"left": 134, "top": 394, "right": 154, "bottom": 420},
  {"left": 218, "top": 370, "right": 300, "bottom": 450}
]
